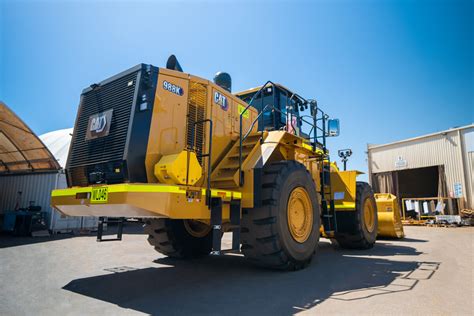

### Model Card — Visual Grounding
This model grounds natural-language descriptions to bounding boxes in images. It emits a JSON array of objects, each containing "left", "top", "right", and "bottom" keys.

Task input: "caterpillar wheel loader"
[{"left": 51, "top": 55, "right": 400, "bottom": 270}]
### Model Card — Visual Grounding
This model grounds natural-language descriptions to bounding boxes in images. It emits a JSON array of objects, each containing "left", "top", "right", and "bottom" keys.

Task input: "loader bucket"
[{"left": 375, "top": 193, "right": 405, "bottom": 239}]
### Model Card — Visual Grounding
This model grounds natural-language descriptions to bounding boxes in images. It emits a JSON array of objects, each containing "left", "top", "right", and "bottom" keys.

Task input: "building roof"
[
  {"left": 368, "top": 124, "right": 474, "bottom": 150},
  {"left": 0, "top": 101, "right": 61, "bottom": 174}
]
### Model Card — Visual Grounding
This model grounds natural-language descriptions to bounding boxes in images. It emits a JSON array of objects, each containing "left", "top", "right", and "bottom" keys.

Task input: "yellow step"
[
  {"left": 220, "top": 162, "right": 240, "bottom": 169},
  {"left": 210, "top": 180, "right": 239, "bottom": 189},
  {"left": 228, "top": 147, "right": 252, "bottom": 158},
  {"left": 210, "top": 132, "right": 263, "bottom": 189}
]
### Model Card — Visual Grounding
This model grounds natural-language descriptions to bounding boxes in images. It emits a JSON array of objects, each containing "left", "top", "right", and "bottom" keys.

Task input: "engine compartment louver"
[
  {"left": 66, "top": 66, "right": 145, "bottom": 186},
  {"left": 69, "top": 71, "right": 138, "bottom": 168},
  {"left": 186, "top": 82, "right": 207, "bottom": 164}
]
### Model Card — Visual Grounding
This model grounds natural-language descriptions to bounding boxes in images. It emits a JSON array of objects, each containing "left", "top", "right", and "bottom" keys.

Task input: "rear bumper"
[{"left": 51, "top": 184, "right": 241, "bottom": 219}]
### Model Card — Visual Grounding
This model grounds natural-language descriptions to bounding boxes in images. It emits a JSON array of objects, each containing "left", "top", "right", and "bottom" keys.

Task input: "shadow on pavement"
[
  {"left": 0, "top": 222, "right": 145, "bottom": 249},
  {"left": 397, "top": 237, "right": 429, "bottom": 243},
  {"left": 63, "top": 241, "right": 439, "bottom": 315},
  {"left": 0, "top": 232, "right": 76, "bottom": 248},
  {"left": 346, "top": 242, "right": 423, "bottom": 256}
]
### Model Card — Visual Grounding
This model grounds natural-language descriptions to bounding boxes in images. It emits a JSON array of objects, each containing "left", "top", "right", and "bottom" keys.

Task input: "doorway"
[{"left": 397, "top": 166, "right": 439, "bottom": 199}]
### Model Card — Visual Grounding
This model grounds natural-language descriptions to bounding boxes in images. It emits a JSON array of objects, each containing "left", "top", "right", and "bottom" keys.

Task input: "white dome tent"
[
  {"left": 39, "top": 128, "right": 73, "bottom": 169},
  {"left": 38, "top": 128, "right": 99, "bottom": 232}
]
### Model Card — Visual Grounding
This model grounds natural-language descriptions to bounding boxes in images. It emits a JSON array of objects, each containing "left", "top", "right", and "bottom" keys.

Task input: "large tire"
[
  {"left": 144, "top": 219, "right": 212, "bottom": 258},
  {"left": 333, "top": 182, "right": 378, "bottom": 249},
  {"left": 241, "top": 161, "right": 320, "bottom": 270}
]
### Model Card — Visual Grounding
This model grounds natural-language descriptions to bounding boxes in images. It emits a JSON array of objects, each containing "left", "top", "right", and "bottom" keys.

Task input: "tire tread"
[
  {"left": 241, "top": 160, "right": 319, "bottom": 270},
  {"left": 334, "top": 182, "right": 377, "bottom": 249}
]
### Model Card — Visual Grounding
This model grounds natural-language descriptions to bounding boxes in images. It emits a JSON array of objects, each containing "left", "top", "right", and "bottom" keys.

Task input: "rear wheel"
[
  {"left": 241, "top": 161, "right": 320, "bottom": 270},
  {"left": 333, "top": 182, "right": 378, "bottom": 249},
  {"left": 144, "top": 219, "right": 212, "bottom": 258}
]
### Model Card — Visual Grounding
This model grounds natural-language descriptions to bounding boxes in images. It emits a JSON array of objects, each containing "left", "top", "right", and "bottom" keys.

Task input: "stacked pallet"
[{"left": 460, "top": 209, "right": 474, "bottom": 226}]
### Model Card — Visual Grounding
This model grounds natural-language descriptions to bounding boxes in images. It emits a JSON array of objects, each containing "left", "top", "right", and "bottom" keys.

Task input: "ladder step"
[
  {"left": 244, "top": 133, "right": 262, "bottom": 141},
  {"left": 219, "top": 164, "right": 239, "bottom": 170},
  {"left": 211, "top": 198, "right": 223, "bottom": 254},
  {"left": 220, "top": 249, "right": 241, "bottom": 255},
  {"left": 210, "top": 198, "right": 241, "bottom": 254},
  {"left": 210, "top": 180, "right": 239, "bottom": 189},
  {"left": 233, "top": 146, "right": 253, "bottom": 154},
  {"left": 215, "top": 169, "right": 237, "bottom": 177},
  {"left": 210, "top": 133, "right": 260, "bottom": 188},
  {"left": 241, "top": 142, "right": 257, "bottom": 147},
  {"left": 228, "top": 152, "right": 250, "bottom": 159},
  {"left": 212, "top": 175, "right": 235, "bottom": 182},
  {"left": 97, "top": 217, "right": 124, "bottom": 242}
]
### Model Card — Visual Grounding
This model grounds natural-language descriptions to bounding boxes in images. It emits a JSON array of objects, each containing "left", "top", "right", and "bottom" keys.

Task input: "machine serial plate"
[{"left": 91, "top": 187, "right": 108, "bottom": 203}]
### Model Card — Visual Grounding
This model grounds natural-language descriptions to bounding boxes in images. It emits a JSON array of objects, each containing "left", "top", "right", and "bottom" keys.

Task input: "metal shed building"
[
  {"left": 367, "top": 124, "right": 474, "bottom": 212},
  {"left": 0, "top": 101, "right": 97, "bottom": 233}
]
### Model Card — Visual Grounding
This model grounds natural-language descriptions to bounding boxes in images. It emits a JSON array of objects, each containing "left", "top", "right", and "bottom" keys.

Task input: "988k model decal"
[{"left": 163, "top": 80, "right": 183, "bottom": 96}]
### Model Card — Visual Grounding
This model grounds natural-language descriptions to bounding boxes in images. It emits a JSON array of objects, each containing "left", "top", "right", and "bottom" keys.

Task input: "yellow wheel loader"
[{"left": 51, "top": 56, "right": 402, "bottom": 270}]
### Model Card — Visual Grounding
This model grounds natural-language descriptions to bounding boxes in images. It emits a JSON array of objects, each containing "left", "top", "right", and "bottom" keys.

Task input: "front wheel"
[
  {"left": 333, "top": 182, "right": 378, "bottom": 249},
  {"left": 241, "top": 161, "right": 320, "bottom": 270}
]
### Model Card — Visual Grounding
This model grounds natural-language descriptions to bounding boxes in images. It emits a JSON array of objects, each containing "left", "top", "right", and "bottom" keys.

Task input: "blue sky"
[{"left": 1, "top": 0, "right": 473, "bottom": 177}]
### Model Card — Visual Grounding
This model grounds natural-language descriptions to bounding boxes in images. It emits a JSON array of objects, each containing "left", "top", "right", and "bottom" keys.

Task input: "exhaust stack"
[
  {"left": 166, "top": 55, "right": 183, "bottom": 72},
  {"left": 213, "top": 72, "right": 232, "bottom": 92}
]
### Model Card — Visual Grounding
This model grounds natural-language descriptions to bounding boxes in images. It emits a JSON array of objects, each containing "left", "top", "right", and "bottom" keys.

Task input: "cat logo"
[
  {"left": 86, "top": 109, "right": 113, "bottom": 140},
  {"left": 90, "top": 115, "right": 106, "bottom": 133},
  {"left": 214, "top": 91, "right": 228, "bottom": 111}
]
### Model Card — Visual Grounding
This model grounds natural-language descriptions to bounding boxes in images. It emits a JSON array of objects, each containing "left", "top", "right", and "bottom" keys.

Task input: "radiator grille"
[
  {"left": 68, "top": 70, "right": 139, "bottom": 168},
  {"left": 186, "top": 82, "right": 207, "bottom": 163}
]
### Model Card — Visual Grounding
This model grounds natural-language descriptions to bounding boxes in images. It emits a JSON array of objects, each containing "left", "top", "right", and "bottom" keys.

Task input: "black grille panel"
[{"left": 68, "top": 70, "right": 139, "bottom": 168}]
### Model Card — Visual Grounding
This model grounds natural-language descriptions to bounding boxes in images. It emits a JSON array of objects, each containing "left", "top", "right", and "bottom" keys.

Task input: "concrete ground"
[{"left": 0, "top": 224, "right": 472, "bottom": 316}]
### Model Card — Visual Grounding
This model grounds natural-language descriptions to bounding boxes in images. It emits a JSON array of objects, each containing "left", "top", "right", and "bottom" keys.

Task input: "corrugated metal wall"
[
  {"left": 0, "top": 172, "right": 85, "bottom": 231},
  {"left": 0, "top": 172, "right": 59, "bottom": 214},
  {"left": 47, "top": 173, "right": 83, "bottom": 231},
  {"left": 368, "top": 126, "right": 473, "bottom": 209},
  {"left": 461, "top": 128, "right": 473, "bottom": 208}
]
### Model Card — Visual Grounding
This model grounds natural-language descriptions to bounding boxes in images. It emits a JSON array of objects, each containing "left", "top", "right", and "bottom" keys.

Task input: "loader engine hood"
[{"left": 66, "top": 64, "right": 159, "bottom": 186}]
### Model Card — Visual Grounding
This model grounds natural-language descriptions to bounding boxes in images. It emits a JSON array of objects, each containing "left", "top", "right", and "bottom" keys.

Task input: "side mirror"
[{"left": 328, "top": 119, "right": 340, "bottom": 137}]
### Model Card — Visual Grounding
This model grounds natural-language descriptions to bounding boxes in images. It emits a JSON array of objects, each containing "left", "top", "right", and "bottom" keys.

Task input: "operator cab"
[
  {"left": 236, "top": 83, "right": 309, "bottom": 136},
  {"left": 236, "top": 82, "right": 340, "bottom": 151}
]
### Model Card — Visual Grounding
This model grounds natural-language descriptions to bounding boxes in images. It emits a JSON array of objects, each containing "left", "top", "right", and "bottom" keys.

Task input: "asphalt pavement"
[{"left": 0, "top": 224, "right": 472, "bottom": 315}]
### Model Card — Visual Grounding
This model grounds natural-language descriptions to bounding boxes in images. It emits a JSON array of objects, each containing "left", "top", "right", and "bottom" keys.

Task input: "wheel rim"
[
  {"left": 363, "top": 198, "right": 376, "bottom": 233},
  {"left": 287, "top": 187, "right": 313, "bottom": 243},
  {"left": 183, "top": 220, "right": 211, "bottom": 238}
]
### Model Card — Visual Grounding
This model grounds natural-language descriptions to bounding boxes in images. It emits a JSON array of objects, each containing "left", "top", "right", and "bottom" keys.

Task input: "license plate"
[{"left": 91, "top": 187, "right": 108, "bottom": 203}]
